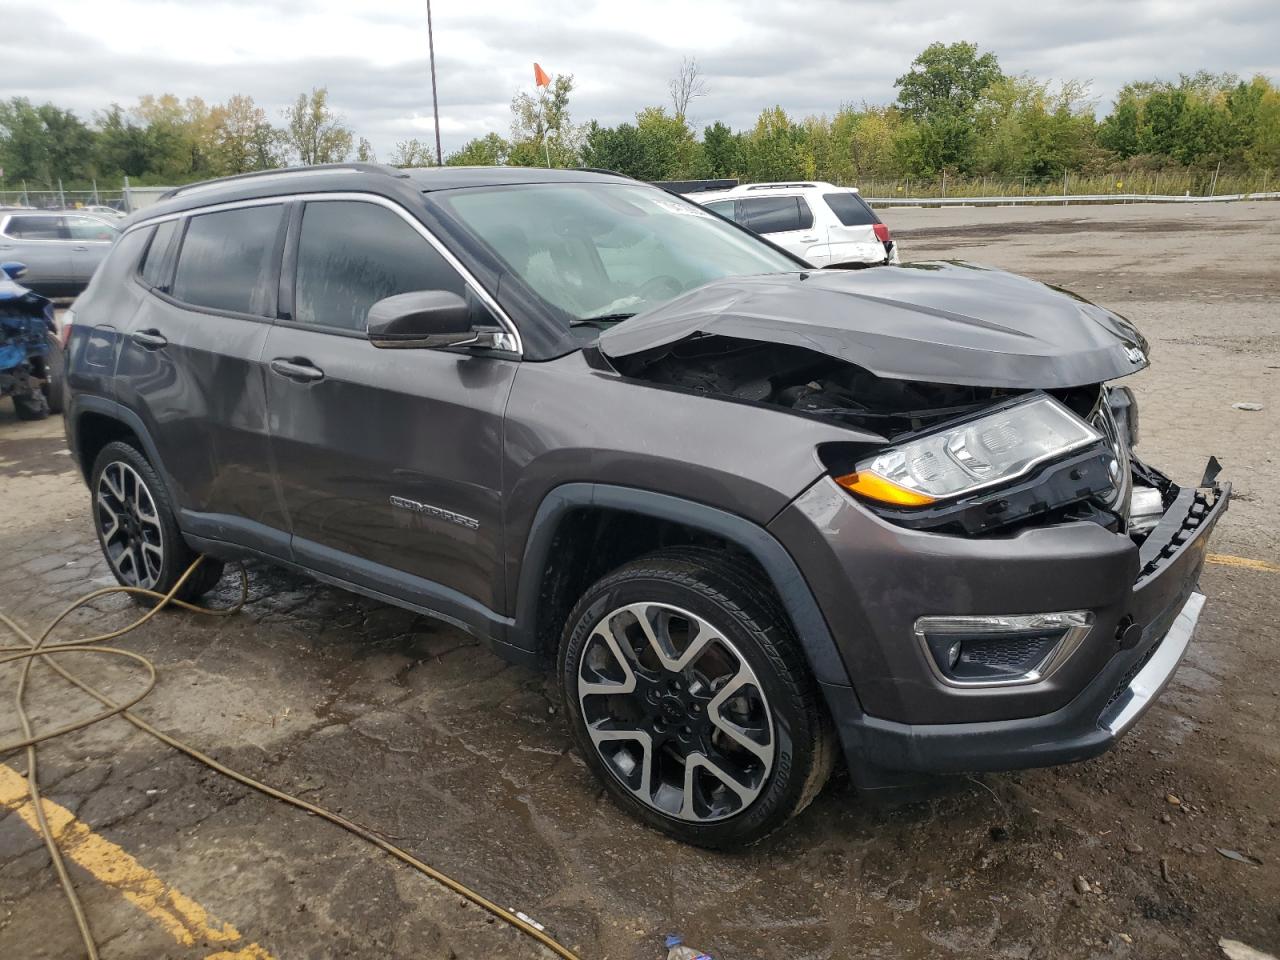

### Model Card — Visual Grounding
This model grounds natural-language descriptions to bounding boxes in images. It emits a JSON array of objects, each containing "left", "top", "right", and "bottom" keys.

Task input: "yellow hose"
[{"left": 0, "top": 558, "right": 582, "bottom": 960}]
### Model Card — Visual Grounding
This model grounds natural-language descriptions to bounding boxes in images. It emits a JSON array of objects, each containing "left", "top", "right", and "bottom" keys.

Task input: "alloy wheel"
[
  {"left": 577, "top": 601, "right": 775, "bottom": 822},
  {"left": 96, "top": 461, "right": 165, "bottom": 590}
]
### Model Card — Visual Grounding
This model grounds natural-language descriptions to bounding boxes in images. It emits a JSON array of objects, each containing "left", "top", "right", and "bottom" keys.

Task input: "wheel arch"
[
  {"left": 70, "top": 396, "right": 169, "bottom": 488},
  {"left": 511, "top": 483, "right": 851, "bottom": 689}
]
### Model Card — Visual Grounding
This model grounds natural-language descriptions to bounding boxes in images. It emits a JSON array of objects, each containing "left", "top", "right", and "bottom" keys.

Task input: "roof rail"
[
  {"left": 159, "top": 163, "right": 403, "bottom": 201},
  {"left": 572, "top": 167, "right": 633, "bottom": 179},
  {"left": 743, "top": 182, "right": 819, "bottom": 191}
]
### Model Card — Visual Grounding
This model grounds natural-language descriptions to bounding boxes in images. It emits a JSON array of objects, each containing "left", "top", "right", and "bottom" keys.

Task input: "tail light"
[{"left": 873, "top": 223, "right": 892, "bottom": 243}]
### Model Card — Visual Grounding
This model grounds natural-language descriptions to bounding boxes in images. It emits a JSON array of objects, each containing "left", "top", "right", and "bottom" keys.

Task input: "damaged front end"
[
  {"left": 599, "top": 261, "right": 1224, "bottom": 545},
  {"left": 0, "top": 270, "right": 57, "bottom": 416}
]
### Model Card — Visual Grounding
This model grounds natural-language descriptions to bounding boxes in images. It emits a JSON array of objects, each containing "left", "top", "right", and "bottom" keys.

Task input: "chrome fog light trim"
[{"left": 914, "top": 611, "right": 1095, "bottom": 688}]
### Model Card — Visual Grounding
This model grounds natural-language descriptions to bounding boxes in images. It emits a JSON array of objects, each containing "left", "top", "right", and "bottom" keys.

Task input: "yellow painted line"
[
  {"left": 0, "top": 763, "right": 275, "bottom": 958},
  {"left": 1207, "top": 553, "right": 1280, "bottom": 574}
]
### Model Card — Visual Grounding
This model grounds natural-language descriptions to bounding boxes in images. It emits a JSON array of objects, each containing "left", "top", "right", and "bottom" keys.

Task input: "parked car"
[
  {"left": 81, "top": 204, "right": 128, "bottom": 220},
  {"left": 64, "top": 165, "right": 1227, "bottom": 847},
  {"left": 692, "top": 181, "right": 898, "bottom": 267},
  {"left": 1, "top": 261, "right": 63, "bottom": 420},
  {"left": 0, "top": 210, "right": 119, "bottom": 297}
]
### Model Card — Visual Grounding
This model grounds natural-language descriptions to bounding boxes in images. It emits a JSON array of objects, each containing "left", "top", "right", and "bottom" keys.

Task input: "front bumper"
[{"left": 770, "top": 474, "right": 1228, "bottom": 783}]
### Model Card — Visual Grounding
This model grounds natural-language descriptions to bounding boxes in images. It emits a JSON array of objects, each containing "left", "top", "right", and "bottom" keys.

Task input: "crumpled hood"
[{"left": 598, "top": 261, "right": 1150, "bottom": 389}]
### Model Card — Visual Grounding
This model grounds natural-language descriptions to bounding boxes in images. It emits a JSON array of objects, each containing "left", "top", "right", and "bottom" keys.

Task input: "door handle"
[
  {"left": 270, "top": 357, "right": 325, "bottom": 382},
  {"left": 130, "top": 329, "right": 167, "bottom": 350},
  {"left": 72, "top": 245, "right": 89, "bottom": 251},
  {"left": 799, "top": 235, "right": 819, "bottom": 243}
]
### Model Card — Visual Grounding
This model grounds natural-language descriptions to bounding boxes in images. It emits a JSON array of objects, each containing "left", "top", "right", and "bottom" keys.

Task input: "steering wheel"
[{"left": 638, "top": 275, "right": 683, "bottom": 301}]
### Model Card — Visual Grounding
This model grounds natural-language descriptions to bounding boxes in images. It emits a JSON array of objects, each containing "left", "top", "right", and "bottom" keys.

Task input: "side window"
[
  {"left": 822, "top": 192, "right": 878, "bottom": 227},
  {"left": 738, "top": 196, "right": 803, "bottom": 234},
  {"left": 64, "top": 216, "right": 118, "bottom": 242},
  {"left": 139, "top": 220, "right": 179, "bottom": 290},
  {"left": 704, "top": 199, "right": 736, "bottom": 221},
  {"left": 5, "top": 216, "right": 62, "bottom": 240},
  {"left": 172, "top": 204, "right": 284, "bottom": 316},
  {"left": 795, "top": 197, "right": 815, "bottom": 230},
  {"left": 293, "top": 200, "right": 467, "bottom": 332}
]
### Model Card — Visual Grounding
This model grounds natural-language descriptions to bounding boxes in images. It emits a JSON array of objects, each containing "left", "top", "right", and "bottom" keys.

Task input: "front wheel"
[{"left": 558, "top": 549, "right": 836, "bottom": 848}]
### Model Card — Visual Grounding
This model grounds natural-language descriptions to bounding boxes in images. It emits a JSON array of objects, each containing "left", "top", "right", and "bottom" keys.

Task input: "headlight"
[{"left": 836, "top": 394, "right": 1103, "bottom": 507}]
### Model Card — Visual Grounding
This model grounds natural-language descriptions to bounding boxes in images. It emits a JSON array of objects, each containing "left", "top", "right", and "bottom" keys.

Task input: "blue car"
[{"left": 0, "top": 261, "right": 63, "bottom": 420}]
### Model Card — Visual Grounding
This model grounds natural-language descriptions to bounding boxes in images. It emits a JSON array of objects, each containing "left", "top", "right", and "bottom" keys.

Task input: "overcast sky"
[{"left": 3, "top": 0, "right": 1278, "bottom": 159}]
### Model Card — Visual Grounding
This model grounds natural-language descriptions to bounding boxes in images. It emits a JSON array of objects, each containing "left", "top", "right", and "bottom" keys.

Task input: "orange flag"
[{"left": 533, "top": 62, "right": 551, "bottom": 87}]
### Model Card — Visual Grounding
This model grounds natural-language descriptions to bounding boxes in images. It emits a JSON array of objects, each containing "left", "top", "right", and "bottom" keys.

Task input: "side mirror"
[
  {"left": 367, "top": 290, "right": 501, "bottom": 350},
  {"left": 1, "top": 261, "right": 28, "bottom": 281}
]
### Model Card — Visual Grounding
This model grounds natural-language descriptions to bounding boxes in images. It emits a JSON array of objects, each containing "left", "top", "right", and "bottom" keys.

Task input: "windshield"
[{"left": 434, "top": 182, "right": 799, "bottom": 325}]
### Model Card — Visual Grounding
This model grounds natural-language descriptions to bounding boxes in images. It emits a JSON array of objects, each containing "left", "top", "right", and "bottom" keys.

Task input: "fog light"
[{"left": 914, "top": 611, "right": 1093, "bottom": 688}]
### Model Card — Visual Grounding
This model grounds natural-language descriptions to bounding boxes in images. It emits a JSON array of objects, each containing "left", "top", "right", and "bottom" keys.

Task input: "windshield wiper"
[{"left": 570, "top": 312, "right": 637, "bottom": 327}]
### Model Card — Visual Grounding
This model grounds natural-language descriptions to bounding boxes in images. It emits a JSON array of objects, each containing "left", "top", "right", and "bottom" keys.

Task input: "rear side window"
[
  {"left": 5, "top": 216, "right": 61, "bottom": 239},
  {"left": 172, "top": 204, "right": 284, "bottom": 316},
  {"left": 139, "top": 220, "right": 179, "bottom": 290},
  {"left": 737, "top": 196, "right": 813, "bottom": 233},
  {"left": 822, "top": 192, "right": 879, "bottom": 227},
  {"left": 293, "top": 200, "right": 466, "bottom": 332},
  {"left": 703, "top": 199, "right": 736, "bottom": 221},
  {"left": 64, "top": 216, "right": 118, "bottom": 241}
]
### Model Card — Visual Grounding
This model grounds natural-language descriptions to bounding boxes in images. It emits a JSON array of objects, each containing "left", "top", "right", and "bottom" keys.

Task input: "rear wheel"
[
  {"left": 42, "top": 333, "right": 65, "bottom": 415},
  {"left": 559, "top": 549, "right": 836, "bottom": 848},
  {"left": 90, "top": 440, "right": 224, "bottom": 605},
  {"left": 12, "top": 390, "right": 49, "bottom": 421}
]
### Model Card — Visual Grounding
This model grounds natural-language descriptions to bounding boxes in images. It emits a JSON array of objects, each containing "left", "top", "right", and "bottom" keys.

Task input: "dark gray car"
[
  {"left": 63, "top": 165, "right": 1228, "bottom": 847},
  {"left": 0, "top": 211, "right": 118, "bottom": 297}
]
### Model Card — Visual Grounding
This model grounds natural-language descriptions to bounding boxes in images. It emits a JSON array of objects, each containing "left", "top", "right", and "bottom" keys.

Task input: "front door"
[{"left": 263, "top": 197, "right": 516, "bottom": 620}]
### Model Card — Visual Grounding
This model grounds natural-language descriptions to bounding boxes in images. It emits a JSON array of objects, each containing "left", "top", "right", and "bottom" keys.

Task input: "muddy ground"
[{"left": 0, "top": 201, "right": 1277, "bottom": 960}]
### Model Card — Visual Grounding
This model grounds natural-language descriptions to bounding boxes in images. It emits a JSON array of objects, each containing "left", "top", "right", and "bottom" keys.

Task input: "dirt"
[{"left": 1, "top": 202, "right": 1278, "bottom": 960}]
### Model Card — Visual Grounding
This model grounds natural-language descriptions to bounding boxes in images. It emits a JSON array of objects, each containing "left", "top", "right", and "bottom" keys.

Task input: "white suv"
[{"left": 693, "top": 182, "right": 898, "bottom": 268}]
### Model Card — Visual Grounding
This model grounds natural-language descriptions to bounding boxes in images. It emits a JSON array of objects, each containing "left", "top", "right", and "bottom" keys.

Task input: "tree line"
[{"left": 2, "top": 43, "right": 1277, "bottom": 193}]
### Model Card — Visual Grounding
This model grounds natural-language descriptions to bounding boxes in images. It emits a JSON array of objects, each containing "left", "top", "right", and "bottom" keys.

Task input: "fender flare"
[
  {"left": 67, "top": 394, "right": 180, "bottom": 495},
  {"left": 512, "top": 482, "right": 852, "bottom": 688}
]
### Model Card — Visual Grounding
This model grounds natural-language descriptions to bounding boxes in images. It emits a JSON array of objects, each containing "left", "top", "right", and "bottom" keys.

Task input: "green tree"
[
  {"left": 0, "top": 98, "right": 53, "bottom": 183},
  {"left": 389, "top": 138, "right": 434, "bottom": 167},
  {"left": 283, "top": 87, "right": 353, "bottom": 165},
  {"left": 702, "top": 121, "right": 742, "bottom": 178},
  {"left": 446, "top": 132, "right": 510, "bottom": 166},
  {"left": 742, "top": 106, "right": 812, "bottom": 182},
  {"left": 215, "top": 95, "right": 283, "bottom": 174},
  {"left": 509, "top": 73, "right": 580, "bottom": 167},
  {"left": 94, "top": 105, "right": 152, "bottom": 178},
  {"left": 895, "top": 42, "right": 1003, "bottom": 120},
  {"left": 355, "top": 137, "right": 376, "bottom": 162}
]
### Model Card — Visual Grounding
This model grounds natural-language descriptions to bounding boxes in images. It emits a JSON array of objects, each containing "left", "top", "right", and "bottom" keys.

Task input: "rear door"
[
  {"left": 263, "top": 196, "right": 516, "bottom": 617},
  {"left": 115, "top": 203, "right": 288, "bottom": 556},
  {"left": 735, "top": 195, "right": 829, "bottom": 265},
  {"left": 821, "top": 191, "right": 892, "bottom": 265},
  {"left": 0, "top": 215, "right": 73, "bottom": 290},
  {"left": 62, "top": 215, "right": 119, "bottom": 286}
]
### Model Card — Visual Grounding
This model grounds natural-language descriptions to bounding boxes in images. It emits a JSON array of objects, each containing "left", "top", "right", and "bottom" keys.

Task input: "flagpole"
[{"left": 426, "top": 0, "right": 443, "bottom": 166}]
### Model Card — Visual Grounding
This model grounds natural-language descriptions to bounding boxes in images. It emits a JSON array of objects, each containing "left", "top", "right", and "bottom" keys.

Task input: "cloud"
[{"left": 1, "top": 0, "right": 1276, "bottom": 159}]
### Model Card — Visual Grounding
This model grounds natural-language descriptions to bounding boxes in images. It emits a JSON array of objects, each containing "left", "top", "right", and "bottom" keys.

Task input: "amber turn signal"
[{"left": 835, "top": 471, "right": 937, "bottom": 508}]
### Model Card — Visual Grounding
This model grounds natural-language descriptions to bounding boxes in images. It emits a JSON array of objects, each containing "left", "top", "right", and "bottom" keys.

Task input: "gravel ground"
[{"left": 0, "top": 201, "right": 1277, "bottom": 960}]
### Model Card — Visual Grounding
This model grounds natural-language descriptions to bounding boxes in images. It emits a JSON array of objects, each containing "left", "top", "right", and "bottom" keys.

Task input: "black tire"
[
  {"left": 558, "top": 547, "right": 837, "bottom": 848},
  {"left": 42, "top": 333, "right": 65, "bottom": 415},
  {"left": 12, "top": 390, "right": 49, "bottom": 421},
  {"left": 90, "top": 440, "right": 224, "bottom": 606}
]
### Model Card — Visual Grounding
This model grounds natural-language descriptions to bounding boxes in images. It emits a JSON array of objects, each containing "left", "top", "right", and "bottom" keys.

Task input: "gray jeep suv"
[{"left": 64, "top": 164, "right": 1228, "bottom": 847}]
